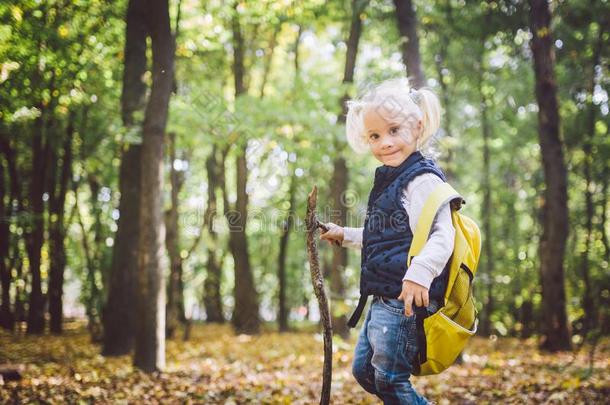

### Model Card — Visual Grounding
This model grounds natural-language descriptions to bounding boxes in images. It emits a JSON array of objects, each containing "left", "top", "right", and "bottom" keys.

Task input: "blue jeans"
[{"left": 352, "top": 295, "right": 439, "bottom": 404}]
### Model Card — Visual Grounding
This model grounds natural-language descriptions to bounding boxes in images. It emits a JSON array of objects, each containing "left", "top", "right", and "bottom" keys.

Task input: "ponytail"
[
  {"left": 345, "top": 99, "right": 369, "bottom": 154},
  {"left": 413, "top": 87, "right": 441, "bottom": 149}
]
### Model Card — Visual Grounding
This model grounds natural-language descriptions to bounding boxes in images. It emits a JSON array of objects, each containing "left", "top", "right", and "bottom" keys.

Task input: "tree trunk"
[
  {"left": 330, "top": 0, "right": 369, "bottom": 340},
  {"left": 74, "top": 184, "right": 102, "bottom": 341},
  {"left": 293, "top": 25, "right": 303, "bottom": 92},
  {"left": 226, "top": 0, "right": 260, "bottom": 335},
  {"left": 165, "top": 132, "right": 186, "bottom": 339},
  {"left": 278, "top": 171, "right": 297, "bottom": 332},
  {"left": 579, "top": 25, "right": 604, "bottom": 335},
  {"left": 26, "top": 110, "right": 47, "bottom": 335},
  {"left": 103, "top": 147, "right": 141, "bottom": 354},
  {"left": 203, "top": 145, "right": 225, "bottom": 323},
  {"left": 600, "top": 151, "right": 610, "bottom": 266},
  {"left": 433, "top": 1, "right": 455, "bottom": 180},
  {"left": 133, "top": 0, "right": 175, "bottom": 372},
  {"left": 520, "top": 300, "right": 534, "bottom": 339},
  {"left": 89, "top": 175, "right": 109, "bottom": 341},
  {"left": 528, "top": 0, "right": 571, "bottom": 351},
  {"left": 47, "top": 113, "right": 74, "bottom": 334},
  {"left": 103, "top": 0, "right": 147, "bottom": 356},
  {"left": 227, "top": 148, "right": 260, "bottom": 334},
  {"left": 163, "top": 2, "right": 185, "bottom": 338},
  {"left": 505, "top": 169, "right": 523, "bottom": 336},
  {"left": 330, "top": 158, "right": 350, "bottom": 340},
  {"left": 259, "top": 21, "right": 281, "bottom": 99},
  {"left": 0, "top": 137, "right": 13, "bottom": 330},
  {"left": 393, "top": 0, "right": 425, "bottom": 88},
  {"left": 0, "top": 136, "right": 22, "bottom": 332},
  {"left": 478, "top": 54, "right": 494, "bottom": 337}
]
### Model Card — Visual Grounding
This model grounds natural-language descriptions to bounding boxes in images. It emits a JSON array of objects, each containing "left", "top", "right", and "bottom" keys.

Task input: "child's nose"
[{"left": 381, "top": 137, "right": 394, "bottom": 148}]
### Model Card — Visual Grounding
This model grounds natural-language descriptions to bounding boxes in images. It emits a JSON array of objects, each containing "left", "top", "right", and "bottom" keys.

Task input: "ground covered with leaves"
[{"left": 1, "top": 321, "right": 609, "bottom": 404}]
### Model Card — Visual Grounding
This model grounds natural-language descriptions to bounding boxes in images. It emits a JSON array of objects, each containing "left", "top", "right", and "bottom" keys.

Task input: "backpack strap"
[
  {"left": 407, "top": 182, "right": 463, "bottom": 267},
  {"left": 412, "top": 306, "right": 429, "bottom": 375},
  {"left": 347, "top": 294, "right": 369, "bottom": 328}
]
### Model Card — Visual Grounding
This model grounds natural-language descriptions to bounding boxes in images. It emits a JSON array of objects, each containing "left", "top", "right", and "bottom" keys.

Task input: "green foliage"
[{"left": 1, "top": 0, "right": 608, "bottom": 340}]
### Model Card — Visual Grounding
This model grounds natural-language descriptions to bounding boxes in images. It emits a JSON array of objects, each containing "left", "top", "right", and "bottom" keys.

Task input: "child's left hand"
[{"left": 397, "top": 280, "right": 429, "bottom": 317}]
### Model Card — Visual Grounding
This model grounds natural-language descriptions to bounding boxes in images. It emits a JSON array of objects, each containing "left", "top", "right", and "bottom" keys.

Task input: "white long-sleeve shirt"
[{"left": 342, "top": 172, "right": 456, "bottom": 290}]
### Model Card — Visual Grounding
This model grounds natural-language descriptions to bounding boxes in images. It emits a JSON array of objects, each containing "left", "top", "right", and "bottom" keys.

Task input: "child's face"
[{"left": 363, "top": 108, "right": 422, "bottom": 167}]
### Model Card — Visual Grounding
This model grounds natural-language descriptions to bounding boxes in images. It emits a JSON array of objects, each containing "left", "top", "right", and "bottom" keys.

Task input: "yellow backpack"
[{"left": 407, "top": 182, "right": 481, "bottom": 376}]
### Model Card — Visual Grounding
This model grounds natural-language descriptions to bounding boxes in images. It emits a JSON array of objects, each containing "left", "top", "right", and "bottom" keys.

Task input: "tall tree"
[
  {"left": 578, "top": 23, "right": 605, "bottom": 335},
  {"left": 47, "top": 113, "right": 75, "bottom": 334},
  {"left": 278, "top": 170, "right": 297, "bottom": 332},
  {"left": 393, "top": 0, "right": 425, "bottom": 88},
  {"left": 165, "top": 132, "right": 187, "bottom": 338},
  {"left": 133, "top": 0, "right": 175, "bottom": 371},
  {"left": 164, "top": 0, "right": 185, "bottom": 341},
  {"left": 277, "top": 25, "right": 304, "bottom": 332},
  {"left": 102, "top": 0, "right": 148, "bottom": 356},
  {"left": 528, "top": 0, "right": 571, "bottom": 351},
  {"left": 478, "top": 51, "right": 494, "bottom": 336},
  {"left": 429, "top": 0, "right": 455, "bottom": 180},
  {"left": 25, "top": 102, "right": 48, "bottom": 334},
  {"left": 203, "top": 144, "right": 226, "bottom": 324},
  {"left": 0, "top": 135, "right": 13, "bottom": 330},
  {"left": 74, "top": 179, "right": 104, "bottom": 340},
  {"left": 0, "top": 137, "right": 23, "bottom": 331},
  {"left": 332, "top": 0, "right": 370, "bottom": 340},
  {"left": 225, "top": 0, "right": 260, "bottom": 335},
  {"left": 24, "top": 1, "right": 66, "bottom": 335}
]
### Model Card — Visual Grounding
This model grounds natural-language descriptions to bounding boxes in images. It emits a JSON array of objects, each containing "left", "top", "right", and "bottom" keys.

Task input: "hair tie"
[{"left": 409, "top": 88, "right": 421, "bottom": 104}]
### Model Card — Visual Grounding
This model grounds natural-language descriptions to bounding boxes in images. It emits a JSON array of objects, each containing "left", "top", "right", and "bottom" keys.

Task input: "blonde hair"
[{"left": 345, "top": 77, "right": 442, "bottom": 156}]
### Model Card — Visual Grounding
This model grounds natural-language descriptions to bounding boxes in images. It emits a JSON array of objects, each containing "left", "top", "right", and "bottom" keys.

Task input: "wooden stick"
[{"left": 305, "top": 186, "right": 333, "bottom": 405}]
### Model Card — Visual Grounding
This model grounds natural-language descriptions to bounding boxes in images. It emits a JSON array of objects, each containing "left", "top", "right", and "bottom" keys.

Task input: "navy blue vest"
[{"left": 347, "top": 151, "right": 449, "bottom": 328}]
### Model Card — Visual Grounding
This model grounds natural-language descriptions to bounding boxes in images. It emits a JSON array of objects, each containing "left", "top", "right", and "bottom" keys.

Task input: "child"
[{"left": 320, "top": 77, "right": 456, "bottom": 404}]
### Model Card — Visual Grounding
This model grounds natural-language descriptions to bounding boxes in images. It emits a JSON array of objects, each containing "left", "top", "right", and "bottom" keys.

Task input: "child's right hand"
[{"left": 319, "top": 222, "right": 344, "bottom": 246}]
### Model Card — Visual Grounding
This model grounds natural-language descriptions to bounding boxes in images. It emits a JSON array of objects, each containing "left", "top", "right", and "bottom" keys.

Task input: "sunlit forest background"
[{"left": 1, "top": 0, "right": 609, "bottom": 403}]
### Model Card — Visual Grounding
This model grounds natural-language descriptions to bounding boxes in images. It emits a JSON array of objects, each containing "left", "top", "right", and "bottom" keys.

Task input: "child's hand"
[
  {"left": 397, "top": 280, "right": 429, "bottom": 317},
  {"left": 319, "top": 222, "right": 344, "bottom": 246}
]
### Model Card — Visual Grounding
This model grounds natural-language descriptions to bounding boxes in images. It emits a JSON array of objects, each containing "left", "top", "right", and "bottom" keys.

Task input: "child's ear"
[
  {"left": 414, "top": 120, "right": 424, "bottom": 149},
  {"left": 414, "top": 120, "right": 423, "bottom": 139}
]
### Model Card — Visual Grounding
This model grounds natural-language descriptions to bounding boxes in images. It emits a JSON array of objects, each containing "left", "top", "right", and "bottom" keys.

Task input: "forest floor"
[{"left": 1, "top": 320, "right": 609, "bottom": 404}]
